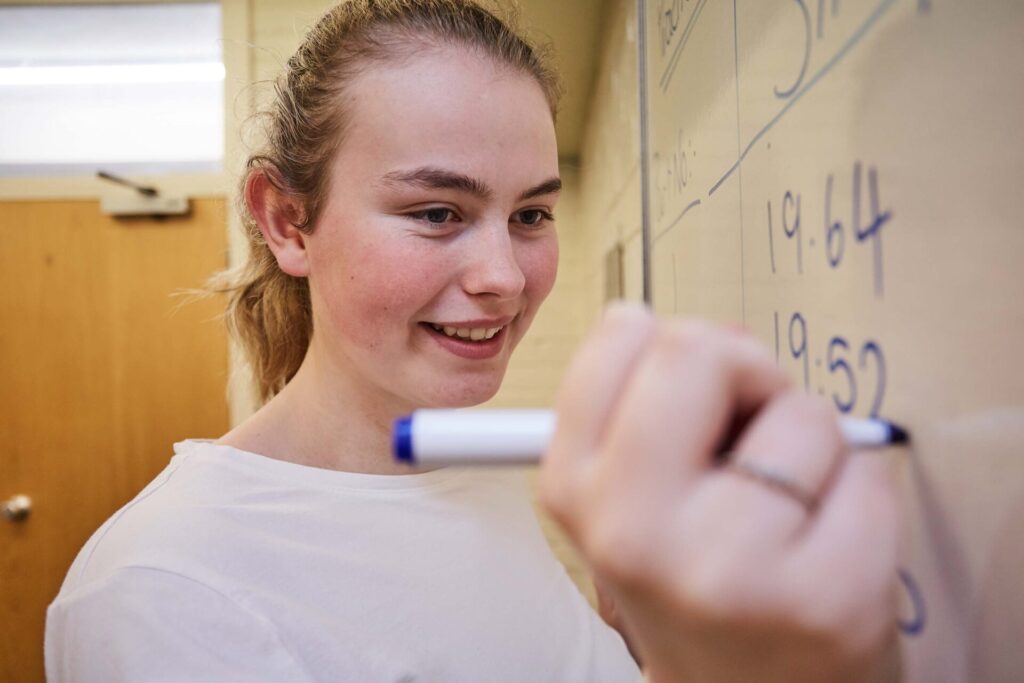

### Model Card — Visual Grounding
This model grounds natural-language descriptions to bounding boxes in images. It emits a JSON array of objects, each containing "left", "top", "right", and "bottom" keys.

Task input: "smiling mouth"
[{"left": 427, "top": 323, "right": 504, "bottom": 342}]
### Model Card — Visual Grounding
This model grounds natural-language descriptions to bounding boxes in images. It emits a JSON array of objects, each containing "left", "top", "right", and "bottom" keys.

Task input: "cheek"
[
  {"left": 522, "top": 234, "right": 559, "bottom": 303},
  {"left": 315, "top": 234, "right": 437, "bottom": 345}
]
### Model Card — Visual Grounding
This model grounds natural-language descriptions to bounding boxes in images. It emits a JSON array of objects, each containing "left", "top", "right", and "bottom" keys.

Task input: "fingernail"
[{"left": 722, "top": 321, "right": 751, "bottom": 336}]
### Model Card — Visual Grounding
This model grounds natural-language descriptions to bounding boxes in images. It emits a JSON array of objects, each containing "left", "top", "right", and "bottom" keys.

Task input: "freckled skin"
[{"left": 303, "top": 47, "right": 560, "bottom": 410}]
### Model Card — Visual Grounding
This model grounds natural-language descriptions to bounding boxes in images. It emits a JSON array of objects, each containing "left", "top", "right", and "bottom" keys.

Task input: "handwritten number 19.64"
[
  {"left": 768, "top": 162, "right": 891, "bottom": 299},
  {"left": 826, "top": 162, "right": 892, "bottom": 296}
]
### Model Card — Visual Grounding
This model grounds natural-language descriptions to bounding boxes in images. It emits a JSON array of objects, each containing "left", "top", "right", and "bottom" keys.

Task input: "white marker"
[{"left": 393, "top": 409, "right": 909, "bottom": 466}]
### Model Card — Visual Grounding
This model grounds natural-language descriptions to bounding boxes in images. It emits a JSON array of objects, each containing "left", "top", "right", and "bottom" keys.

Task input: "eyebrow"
[
  {"left": 518, "top": 176, "right": 562, "bottom": 202},
  {"left": 380, "top": 166, "right": 561, "bottom": 203}
]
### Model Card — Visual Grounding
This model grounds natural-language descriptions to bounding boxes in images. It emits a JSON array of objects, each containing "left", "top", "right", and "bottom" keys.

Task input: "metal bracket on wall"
[{"left": 97, "top": 170, "right": 191, "bottom": 218}]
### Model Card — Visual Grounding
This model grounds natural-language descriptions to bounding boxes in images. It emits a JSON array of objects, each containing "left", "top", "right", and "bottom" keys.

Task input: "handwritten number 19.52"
[{"left": 779, "top": 312, "right": 888, "bottom": 418}]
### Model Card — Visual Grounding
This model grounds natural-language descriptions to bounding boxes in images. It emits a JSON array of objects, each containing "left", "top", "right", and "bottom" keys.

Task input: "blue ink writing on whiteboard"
[
  {"left": 765, "top": 163, "right": 889, "bottom": 296},
  {"left": 898, "top": 568, "right": 927, "bottom": 636},
  {"left": 789, "top": 312, "right": 809, "bottom": 390},
  {"left": 775, "top": 0, "right": 811, "bottom": 99},
  {"left": 709, "top": 0, "right": 900, "bottom": 196},
  {"left": 827, "top": 336, "right": 887, "bottom": 418},
  {"left": 766, "top": 193, "right": 804, "bottom": 275},
  {"left": 774, "top": 312, "right": 889, "bottom": 417},
  {"left": 657, "top": 0, "right": 686, "bottom": 55},
  {"left": 658, "top": 0, "right": 709, "bottom": 92},
  {"left": 826, "top": 161, "right": 891, "bottom": 297},
  {"left": 652, "top": 128, "right": 694, "bottom": 227}
]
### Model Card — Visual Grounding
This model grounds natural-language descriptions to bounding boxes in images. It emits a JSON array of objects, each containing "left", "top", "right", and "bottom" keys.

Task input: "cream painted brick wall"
[
  {"left": 580, "top": 0, "right": 644, "bottom": 322},
  {"left": 553, "top": 0, "right": 645, "bottom": 604}
]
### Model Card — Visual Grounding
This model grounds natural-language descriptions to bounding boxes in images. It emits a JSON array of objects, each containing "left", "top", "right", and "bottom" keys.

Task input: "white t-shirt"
[{"left": 46, "top": 440, "right": 641, "bottom": 682}]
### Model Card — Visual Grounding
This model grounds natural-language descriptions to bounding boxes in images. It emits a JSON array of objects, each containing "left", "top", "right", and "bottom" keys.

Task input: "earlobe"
[{"left": 245, "top": 169, "right": 311, "bottom": 277}]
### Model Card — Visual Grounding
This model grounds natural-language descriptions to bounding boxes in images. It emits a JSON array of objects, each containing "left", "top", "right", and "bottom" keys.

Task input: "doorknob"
[{"left": 2, "top": 494, "right": 32, "bottom": 522}]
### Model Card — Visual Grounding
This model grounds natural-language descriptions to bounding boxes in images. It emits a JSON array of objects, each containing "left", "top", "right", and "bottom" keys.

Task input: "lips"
[
  {"left": 428, "top": 323, "right": 503, "bottom": 341},
  {"left": 420, "top": 319, "right": 512, "bottom": 360}
]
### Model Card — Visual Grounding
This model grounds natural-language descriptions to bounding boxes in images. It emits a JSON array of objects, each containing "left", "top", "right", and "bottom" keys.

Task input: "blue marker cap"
[{"left": 393, "top": 416, "right": 414, "bottom": 463}]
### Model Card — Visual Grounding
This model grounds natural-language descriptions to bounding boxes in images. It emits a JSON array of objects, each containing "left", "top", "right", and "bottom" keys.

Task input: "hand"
[
  {"left": 593, "top": 574, "right": 642, "bottom": 666},
  {"left": 540, "top": 303, "right": 900, "bottom": 683}
]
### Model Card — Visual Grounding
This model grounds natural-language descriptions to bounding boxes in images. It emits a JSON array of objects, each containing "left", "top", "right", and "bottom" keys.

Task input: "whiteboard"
[{"left": 639, "top": 0, "right": 1024, "bottom": 680}]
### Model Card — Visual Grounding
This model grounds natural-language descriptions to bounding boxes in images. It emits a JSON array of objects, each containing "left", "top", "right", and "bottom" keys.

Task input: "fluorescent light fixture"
[{"left": 0, "top": 62, "right": 225, "bottom": 87}]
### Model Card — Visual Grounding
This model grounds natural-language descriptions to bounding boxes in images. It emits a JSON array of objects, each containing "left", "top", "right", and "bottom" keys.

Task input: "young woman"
[
  {"left": 47, "top": 2, "right": 639, "bottom": 680},
  {"left": 46, "top": 1, "right": 898, "bottom": 681}
]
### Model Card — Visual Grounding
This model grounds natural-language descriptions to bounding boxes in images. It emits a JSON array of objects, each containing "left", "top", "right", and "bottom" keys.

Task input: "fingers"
[
  {"left": 597, "top": 320, "right": 790, "bottom": 503},
  {"left": 540, "top": 310, "right": 902, "bottom": 681},
  {"left": 785, "top": 453, "right": 902, "bottom": 658},
  {"left": 540, "top": 302, "right": 657, "bottom": 535},
  {"left": 687, "top": 392, "right": 847, "bottom": 551},
  {"left": 562, "top": 320, "right": 790, "bottom": 588},
  {"left": 550, "top": 301, "right": 658, "bottom": 454}
]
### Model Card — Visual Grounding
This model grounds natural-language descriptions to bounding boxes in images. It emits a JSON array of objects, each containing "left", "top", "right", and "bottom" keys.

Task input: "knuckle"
[
  {"left": 747, "top": 338, "right": 788, "bottom": 380},
  {"left": 789, "top": 581, "right": 890, "bottom": 665},
  {"left": 855, "top": 461, "right": 901, "bottom": 533},
  {"left": 848, "top": 605, "right": 896, "bottom": 663},
  {"left": 537, "top": 474, "right": 574, "bottom": 532},
  {"left": 786, "top": 392, "right": 844, "bottom": 445},
  {"left": 581, "top": 511, "right": 654, "bottom": 589},
  {"left": 674, "top": 552, "right": 748, "bottom": 619},
  {"left": 651, "top": 320, "right": 786, "bottom": 388},
  {"left": 651, "top": 319, "right": 716, "bottom": 359},
  {"left": 868, "top": 457, "right": 900, "bottom": 506},
  {"left": 600, "top": 301, "right": 654, "bottom": 336}
]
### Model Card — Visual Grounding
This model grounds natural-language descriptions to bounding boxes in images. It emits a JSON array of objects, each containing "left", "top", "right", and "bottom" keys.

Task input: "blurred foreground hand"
[{"left": 541, "top": 302, "right": 900, "bottom": 683}]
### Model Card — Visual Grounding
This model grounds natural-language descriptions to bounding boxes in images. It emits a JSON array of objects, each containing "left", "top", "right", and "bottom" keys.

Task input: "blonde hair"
[{"left": 211, "top": 0, "right": 562, "bottom": 404}]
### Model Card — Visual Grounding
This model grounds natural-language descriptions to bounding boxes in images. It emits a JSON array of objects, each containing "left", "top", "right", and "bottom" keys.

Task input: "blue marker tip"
[
  {"left": 887, "top": 421, "right": 910, "bottom": 445},
  {"left": 393, "top": 416, "right": 414, "bottom": 463}
]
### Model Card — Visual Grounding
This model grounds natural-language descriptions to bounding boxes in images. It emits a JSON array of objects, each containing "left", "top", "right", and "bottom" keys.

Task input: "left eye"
[
  {"left": 409, "top": 207, "right": 459, "bottom": 226},
  {"left": 517, "top": 209, "right": 553, "bottom": 226}
]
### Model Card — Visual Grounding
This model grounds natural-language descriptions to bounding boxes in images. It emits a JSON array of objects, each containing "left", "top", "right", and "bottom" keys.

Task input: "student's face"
[{"left": 305, "top": 47, "right": 560, "bottom": 409}]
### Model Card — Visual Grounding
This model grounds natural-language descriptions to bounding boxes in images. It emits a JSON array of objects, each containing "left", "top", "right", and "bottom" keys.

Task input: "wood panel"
[{"left": 0, "top": 198, "right": 230, "bottom": 682}]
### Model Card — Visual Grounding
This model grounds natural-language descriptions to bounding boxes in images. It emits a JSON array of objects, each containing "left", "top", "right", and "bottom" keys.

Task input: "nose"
[{"left": 460, "top": 222, "right": 526, "bottom": 300}]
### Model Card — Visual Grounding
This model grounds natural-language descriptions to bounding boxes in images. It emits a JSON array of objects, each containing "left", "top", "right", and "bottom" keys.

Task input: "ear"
[{"left": 245, "top": 169, "right": 311, "bottom": 277}]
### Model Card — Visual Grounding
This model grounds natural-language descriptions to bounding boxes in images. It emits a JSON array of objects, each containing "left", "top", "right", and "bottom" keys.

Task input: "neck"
[{"left": 218, "top": 344, "right": 430, "bottom": 475}]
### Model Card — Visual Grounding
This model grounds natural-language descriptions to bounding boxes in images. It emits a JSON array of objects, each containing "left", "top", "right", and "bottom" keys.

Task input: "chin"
[{"left": 423, "top": 377, "right": 504, "bottom": 408}]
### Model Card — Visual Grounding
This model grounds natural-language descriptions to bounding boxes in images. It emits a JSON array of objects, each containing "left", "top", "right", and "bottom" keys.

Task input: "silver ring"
[{"left": 724, "top": 460, "right": 819, "bottom": 513}]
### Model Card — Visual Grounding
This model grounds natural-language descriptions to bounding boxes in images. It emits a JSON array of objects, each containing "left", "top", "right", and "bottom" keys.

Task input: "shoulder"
[
  {"left": 45, "top": 565, "right": 312, "bottom": 683},
  {"left": 57, "top": 442, "right": 249, "bottom": 595}
]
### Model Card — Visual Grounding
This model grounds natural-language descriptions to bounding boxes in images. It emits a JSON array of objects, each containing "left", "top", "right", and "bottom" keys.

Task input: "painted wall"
[{"left": 578, "top": 0, "right": 644, "bottom": 322}]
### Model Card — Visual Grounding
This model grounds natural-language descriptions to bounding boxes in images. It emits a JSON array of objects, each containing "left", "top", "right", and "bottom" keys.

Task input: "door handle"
[{"left": 2, "top": 494, "right": 32, "bottom": 522}]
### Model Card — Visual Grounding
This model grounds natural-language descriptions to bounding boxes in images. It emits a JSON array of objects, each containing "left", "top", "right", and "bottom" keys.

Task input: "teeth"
[{"left": 429, "top": 323, "right": 504, "bottom": 341}]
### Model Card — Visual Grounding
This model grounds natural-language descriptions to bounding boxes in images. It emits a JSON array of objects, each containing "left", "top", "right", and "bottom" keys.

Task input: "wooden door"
[{"left": 0, "top": 198, "right": 230, "bottom": 682}]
